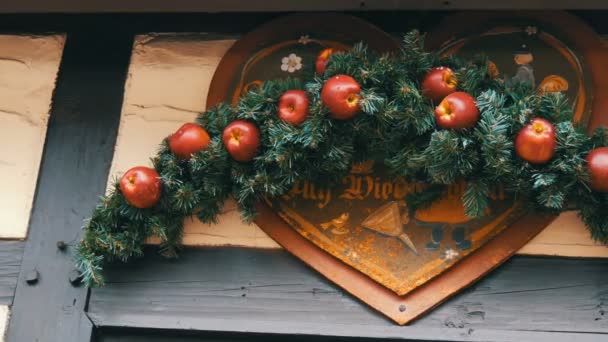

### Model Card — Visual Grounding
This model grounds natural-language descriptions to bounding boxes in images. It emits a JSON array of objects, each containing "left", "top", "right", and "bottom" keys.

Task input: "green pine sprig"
[{"left": 75, "top": 30, "right": 608, "bottom": 287}]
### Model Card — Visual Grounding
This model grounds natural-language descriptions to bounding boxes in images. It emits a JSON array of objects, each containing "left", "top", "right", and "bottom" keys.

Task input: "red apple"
[
  {"left": 315, "top": 48, "right": 335, "bottom": 75},
  {"left": 169, "top": 123, "right": 211, "bottom": 160},
  {"left": 321, "top": 74, "right": 361, "bottom": 120},
  {"left": 119, "top": 166, "right": 162, "bottom": 209},
  {"left": 515, "top": 118, "right": 556, "bottom": 164},
  {"left": 222, "top": 120, "right": 261, "bottom": 162},
  {"left": 422, "top": 67, "right": 458, "bottom": 103},
  {"left": 434, "top": 92, "right": 480, "bottom": 129},
  {"left": 278, "top": 90, "right": 309, "bottom": 126},
  {"left": 586, "top": 147, "right": 608, "bottom": 192}
]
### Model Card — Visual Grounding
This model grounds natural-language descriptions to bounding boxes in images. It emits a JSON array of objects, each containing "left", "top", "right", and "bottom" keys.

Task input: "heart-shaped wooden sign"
[{"left": 207, "top": 12, "right": 606, "bottom": 324}]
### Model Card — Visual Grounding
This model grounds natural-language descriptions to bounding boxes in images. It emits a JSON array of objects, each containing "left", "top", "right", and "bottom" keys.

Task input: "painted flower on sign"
[
  {"left": 281, "top": 53, "right": 302, "bottom": 73},
  {"left": 298, "top": 35, "right": 312, "bottom": 45},
  {"left": 525, "top": 26, "right": 538, "bottom": 35},
  {"left": 441, "top": 248, "right": 459, "bottom": 261}
]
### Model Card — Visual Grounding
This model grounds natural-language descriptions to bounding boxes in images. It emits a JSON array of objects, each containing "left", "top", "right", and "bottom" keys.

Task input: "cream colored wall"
[
  {"left": 0, "top": 306, "right": 7, "bottom": 342},
  {"left": 0, "top": 35, "right": 66, "bottom": 239},
  {"left": 111, "top": 34, "right": 607, "bottom": 256}
]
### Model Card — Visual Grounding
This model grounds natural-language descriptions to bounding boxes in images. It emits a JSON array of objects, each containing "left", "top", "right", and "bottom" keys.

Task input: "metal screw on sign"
[
  {"left": 399, "top": 304, "right": 407, "bottom": 312},
  {"left": 25, "top": 269, "right": 39, "bottom": 285},
  {"left": 56, "top": 240, "right": 67, "bottom": 251}
]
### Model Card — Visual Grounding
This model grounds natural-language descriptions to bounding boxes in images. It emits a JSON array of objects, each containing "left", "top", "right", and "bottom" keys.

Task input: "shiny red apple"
[
  {"left": 169, "top": 123, "right": 211, "bottom": 160},
  {"left": 222, "top": 120, "right": 261, "bottom": 162},
  {"left": 315, "top": 48, "right": 335, "bottom": 75},
  {"left": 422, "top": 67, "right": 458, "bottom": 103},
  {"left": 434, "top": 91, "right": 480, "bottom": 129},
  {"left": 515, "top": 118, "right": 556, "bottom": 164},
  {"left": 278, "top": 90, "right": 309, "bottom": 126},
  {"left": 586, "top": 147, "right": 608, "bottom": 192},
  {"left": 119, "top": 166, "right": 162, "bottom": 209},
  {"left": 321, "top": 74, "right": 361, "bottom": 120}
]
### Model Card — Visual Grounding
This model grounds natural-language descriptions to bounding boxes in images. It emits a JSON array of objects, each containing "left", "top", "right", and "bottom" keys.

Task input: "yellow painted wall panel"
[{"left": 0, "top": 35, "right": 66, "bottom": 239}]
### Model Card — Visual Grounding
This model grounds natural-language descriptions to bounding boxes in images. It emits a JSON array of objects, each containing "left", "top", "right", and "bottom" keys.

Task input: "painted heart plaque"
[{"left": 206, "top": 12, "right": 605, "bottom": 324}]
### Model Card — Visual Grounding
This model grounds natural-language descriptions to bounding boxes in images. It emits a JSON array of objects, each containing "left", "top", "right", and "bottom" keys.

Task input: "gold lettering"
[
  {"left": 374, "top": 177, "right": 382, "bottom": 199},
  {"left": 308, "top": 183, "right": 318, "bottom": 200},
  {"left": 340, "top": 175, "right": 364, "bottom": 200},
  {"left": 283, "top": 181, "right": 304, "bottom": 200},
  {"left": 393, "top": 177, "right": 408, "bottom": 199},
  {"left": 363, "top": 176, "right": 374, "bottom": 198},
  {"left": 317, "top": 187, "right": 331, "bottom": 209},
  {"left": 381, "top": 182, "right": 393, "bottom": 200},
  {"left": 302, "top": 181, "right": 310, "bottom": 200}
]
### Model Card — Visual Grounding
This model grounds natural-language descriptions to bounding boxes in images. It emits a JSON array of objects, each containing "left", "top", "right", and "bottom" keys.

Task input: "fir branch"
[
  {"left": 75, "top": 30, "right": 608, "bottom": 287},
  {"left": 463, "top": 181, "right": 490, "bottom": 218}
]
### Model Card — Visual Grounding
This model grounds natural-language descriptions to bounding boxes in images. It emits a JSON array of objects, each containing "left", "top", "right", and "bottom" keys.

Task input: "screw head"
[
  {"left": 68, "top": 270, "right": 83, "bottom": 286},
  {"left": 399, "top": 304, "right": 406, "bottom": 312},
  {"left": 56, "top": 240, "right": 67, "bottom": 251},
  {"left": 25, "top": 269, "right": 39, "bottom": 285}
]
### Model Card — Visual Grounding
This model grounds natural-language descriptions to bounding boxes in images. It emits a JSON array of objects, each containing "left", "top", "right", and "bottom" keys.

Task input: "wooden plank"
[
  {"left": 111, "top": 34, "right": 608, "bottom": 257},
  {"left": 95, "top": 330, "right": 606, "bottom": 342},
  {"left": 6, "top": 31, "right": 133, "bottom": 341},
  {"left": 96, "top": 331, "right": 430, "bottom": 342},
  {"left": 88, "top": 248, "right": 608, "bottom": 341},
  {"left": 0, "top": 34, "right": 65, "bottom": 239},
  {"left": 0, "top": 241, "right": 24, "bottom": 305},
  {"left": 5, "top": 0, "right": 608, "bottom": 13}
]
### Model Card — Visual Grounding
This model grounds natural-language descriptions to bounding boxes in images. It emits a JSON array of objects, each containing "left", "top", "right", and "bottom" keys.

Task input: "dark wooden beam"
[
  {"left": 0, "top": 12, "right": 607, "bottom": 38},
  {"left": 88, "top": 248, "right": 608, "bottom": 341},
  {"left": 4, "top": 0, "right": 608, "bottom": 13},
  {"left": 95, "top": 329, "right": 427, "bottom": 341},
  {"left": 0, "top": 241, "right": 24, "bottom": 305},
  {"left": 5, "top": 31, "right": 133, "bottom": 341}
]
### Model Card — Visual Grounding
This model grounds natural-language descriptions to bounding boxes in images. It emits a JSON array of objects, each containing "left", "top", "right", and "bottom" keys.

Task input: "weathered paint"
[
  {"left": 0, "top": 35, "right": 65, "bottom": 239},
  {"left": 0, "top": 306, "right": 7, "bottom": 342}
]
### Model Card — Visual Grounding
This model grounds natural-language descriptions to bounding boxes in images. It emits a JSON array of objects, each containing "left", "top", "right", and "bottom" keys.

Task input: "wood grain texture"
[
  {"left": 6, "top": 31, "right": 132, "bottom": 342},
  {"left": 88, "top": 247, "right": 608, "bottom": 341},
  {"left": 0, "top": 34, "right": 65, "bottom": 239},
  {"left": 96, "top": 331, "right": 431, "bottom": 342},
  {"left": 0, "top": 241, "right": 24, "bottom": 306},
  {"left": 96, "top": 331, "right": 427, "bottom": 342},
  {"left": 6, "top": 0, "right": 608, "bottom": 13},
  {"left": 110, "top": 34, "right": 607, "bottom": 257}
]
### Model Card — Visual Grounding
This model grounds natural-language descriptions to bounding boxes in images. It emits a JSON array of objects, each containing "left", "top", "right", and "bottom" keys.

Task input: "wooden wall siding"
[
  {"left": 109, "top": 34, "right": 607, "bottom": 256},
  {"left": 0, "top": 34, "right": 65, "bottom": 239},
  {"left": 88, "top": 248, "right": 608, "bottom": 342},
  {"left": 6, "top": 32, "right": 132, "bottom": 341},
  {"left": 0, "top": 241, "right": 23, "bottom": 342},
  {"left": 0, "top": 241, "right": 24, "bottom": 305},
  {"left": 6, "top": 0, "right": 608, "bottom": 13}
]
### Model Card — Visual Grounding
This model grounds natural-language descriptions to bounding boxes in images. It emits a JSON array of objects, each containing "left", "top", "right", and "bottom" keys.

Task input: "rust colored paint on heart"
[{"left": 271, "top": 162, "right": 523, "bottom": 296}]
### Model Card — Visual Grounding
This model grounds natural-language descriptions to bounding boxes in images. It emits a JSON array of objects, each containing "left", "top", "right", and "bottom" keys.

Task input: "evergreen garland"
[{"left": 76, "top": 31, "right": 608, "bottom": 286}]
